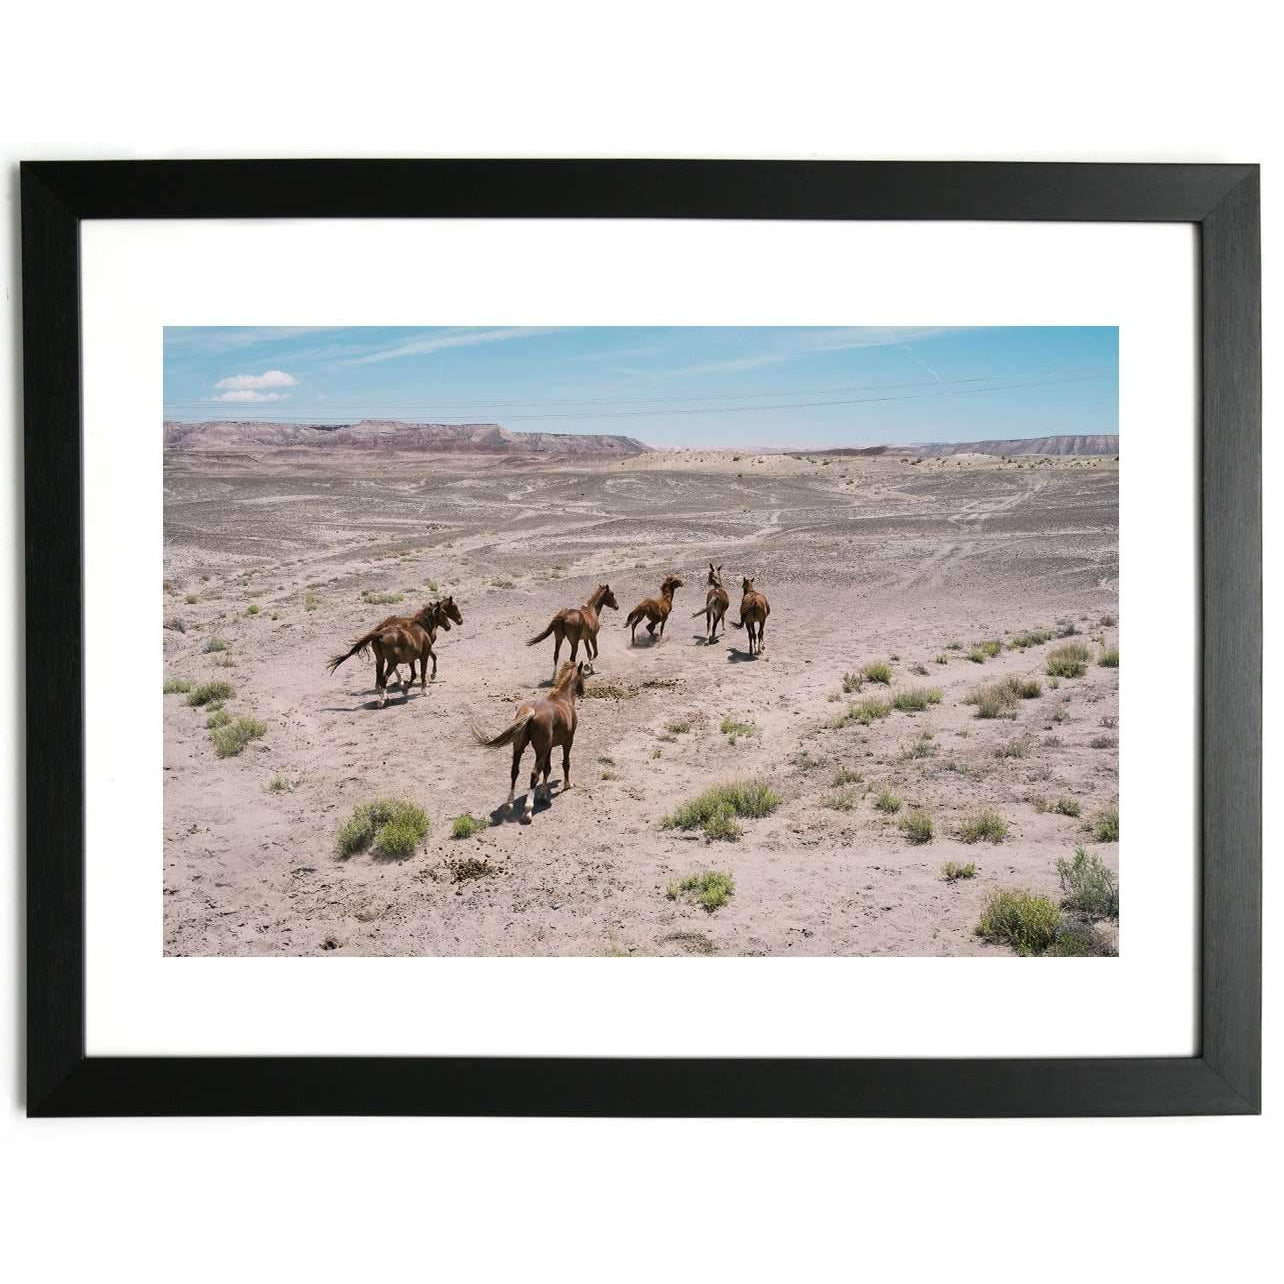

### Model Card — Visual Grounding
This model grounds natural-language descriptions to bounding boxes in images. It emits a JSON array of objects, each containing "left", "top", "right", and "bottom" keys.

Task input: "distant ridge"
[
  {"left": 163, "top": 419, "right": 650, "bottom": 458},
  {"left": 811, "top": 434, "right": 1118, "bottom": 459}
]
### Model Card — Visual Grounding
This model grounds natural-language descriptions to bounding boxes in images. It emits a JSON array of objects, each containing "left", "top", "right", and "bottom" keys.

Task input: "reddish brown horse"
[
  {"left": 692, "top": 562, "right": 729, "bottom": 643},
  {"left": 379, "top": 596, "right": 463, "bottom": 687},
  {"left": 527, "top": 584, "right": 617, "bottom": 680},
  {"left": 328, "top": 597, "right": 461, "bottom": 707},
  {"left": 730, "top": 576, "right": 770, "bottom": 655},
  {"left": 625, "top": 574, "right": 684, "bottom": 645},
  {"left": 473, "top": 659, "right": 587, "bottom": 823}
]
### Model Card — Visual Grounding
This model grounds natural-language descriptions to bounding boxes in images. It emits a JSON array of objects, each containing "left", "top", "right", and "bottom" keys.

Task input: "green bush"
[
  {"left": 662, "top": 779, "right": 782, "bottom": 839},
  {"left": 187, "top": 680, "right": 235, "bottom": 707},
  {"left": 958, "top": 809, "right": 1009, "bottom": 844},
  {"left": 830, "top": 697, "right": 891, "bottom": 728},
  {"left": 832, "top": 767, "right": 863, "bottom": 786},
  {"left": 1008, "top": 628, "right": 1053, "bottom": 650},
  {"left": 976, "top": 890, "right": 1061, "bottom": 955},
  {"left": 719, "top": 717, "right": 755, "bottom": 745},
  {"left": 893, "top": 686, "right": 943, "bottom": 712},
  {"left": 873, "top": 789, "right": 902, "bottom": 814},
  {"left": 666, "top": 870, "right": 735, "bottom": 911},
  {"left": 1092, "top": 805, "right": 1120, "bottom": 843},
  {"left": 862, "top": 660, "right": 892, "bottom": 684},
  {"left": 163, "top": 677, "right": 192, "bottom": 695},
  {"left": 1045, "top": 919, "right": 1117, "bottom": 957},
  {"left": 702, "top": 808, "right": 743, "bottom": 842},
  {"left": 245, "top": 604, "right": 260, "bottom": 616},
  {"left": 1098, "top": 647, "right": 1119, "bottom": 668},
  {"left": 1046, "top": 642, "right": 1092, "bottom": 678},
  {"left": 206, "top": 708, "right": 232, "bottom": 729},
  {"left": 210, "top": 716, "right": 266, "bottom": 758},
  {"left": 450, "top": 814, "right": 487, "bottom": 839},
  {"left": 841, "top": 671, "right": 864, "bottom": 694},
  {"left": 336, "top": 797, "right": 431, "bottom": 858},
  {"left": 1049, "top": 797, "right": 1082, "bottom": 817},
  {"left": 1056, "top": 846, "right": 1119, "bottom": 919},
  {"left": 942, "top": 861, "right": 977, "bottom": 882},
  {"left": 899, "top": 809, "right": 934, "bottom": 844}
]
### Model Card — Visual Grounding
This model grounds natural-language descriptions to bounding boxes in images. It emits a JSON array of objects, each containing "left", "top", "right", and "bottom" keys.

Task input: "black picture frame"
[{"left": 22, "top": 160, "right": 1261, "bottom": 1117}]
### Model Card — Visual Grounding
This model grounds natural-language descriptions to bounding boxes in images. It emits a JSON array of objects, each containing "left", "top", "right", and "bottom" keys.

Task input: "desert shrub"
[
  {"left": 265, "top": 773, "right": 291, "bottom": 794},
  {"left": 910, "top": 662, "right": 929, "bottom": 676},
  {"left": 164, "top": 616, "right": 186, "bottom": 634},
  {"left": 976, "top": 890, "right": 1061, "bottom": 955},
  {"left": 899, "top": 809, "right": 934, "bottom": 844},
  {"left": 1014, "top": 678, "right": 1042, "bottom": 698},
  {"left": 1046, "top": 642, "right": 1092, "bottom": 678},
  {"left": 862, "top": 660, "right": 893, "bottom": 685},
  {"left": 830, "top": 697, "right": 891, "bottom": 728},
  {"left": 488, "top": 577, "right": 515, "bottom": 590},
  {"left": 958, "top": 809, "right": 1009, "bottom": 844},
  {"left": 719, "top": 717, "right": 755, "bottom": 745},
  {"left": 667, "top": 870, "right": 735, "bottom": 911},
  {"left": 935, "top": 654, "right": 949, "bottom": 665},
  {"left": 206, "top": 708, "right": 232, "bottom": 729},
  {"left": 873, "top": 789, "right": 902, "bottom": 814},
  {"left": 187, "top": 680, "right": 234, "bottom": 707},
  {"left": 946, "top": 640, "right": 963, "bottom": 650},
  {"left": 893, "top": 686, "right": 943, "bottom": 712},
  {"left": 336, "top": 797, "right": 430, "bottom": 858},
  {"left": 841, "top": 671, "right": 864, "bottom": 694},
  {"left": 1056, "top": 620, "right": 1079, "bottom": 638},
  {"left": 832, "top": 767, "right": 863, "bottom": 786},
  {"left": 1008, "top": 628, "right": 1053, "bottom": 649},
  {"left": 974, "top": 639, "right": 1002, "bottom": 659},
  {"left": 450, "top": 813, "right": 487, "bottom": 839},
  {"left": 968, "top": 684, "right": 1018, "bottom": 719},
  {"left": 1091, "top": 804, "right": 1119, "bottom": 843},
  {"left": 700, "top": 808, "right": 742, "bottom": 841},
  {"left": 210, "top": 716, "right": 266, "bottom": 758},
  {"left": 163, "top": 677, "right": 192, "bottom": 695},
  {"left": 1045, "top": 919, "right": 1117, "bottom": 957},
  {"left": 361, "top": 590, "right": 404, "bottom": 605},
  {"left": 304, "top": 591, "right": 320, "bottom": 611},
  {"left": 1049, "top": 797, "right": 1081, "bottom": 817},
  {"left": 202, "top": 637, "right": 227, "bottom": 653},
  {"left": 1098, "top": 647, "right": 1119, "bottom": 668},
  {"left": 663, "top": 779, "right": 781, "bottom": 839},
  {"left": 245, "top": 604, "right": 260, "bottom": 616},
  {"left": 1057, "top": 846, "right": 1119, "bottom": 919},
  {"left": 942, "top": 861, "right": 977, "bottom": 882},
  {"left": 994, "top": 740, "right": 1027, "bottom": 759},
  {"left": 1089, "top": 735, "right": 1115, "bottom": 749},
  {"left": 822, "top": 788, "right": 861, "bottom": 812},
  {"left": 666, "top": 719, "right": 692, "bottom": 735},
  {"left": 901, "top": 732, "right": 937, "bottom": 760},
  {"left": 967, "top": 646, "right": 989, "bottom": 664}
]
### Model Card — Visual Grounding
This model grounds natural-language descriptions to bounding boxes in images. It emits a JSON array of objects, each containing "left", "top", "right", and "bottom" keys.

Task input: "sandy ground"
[{"left": 162, "top": 448, "right": 1118, "bottom": 956}]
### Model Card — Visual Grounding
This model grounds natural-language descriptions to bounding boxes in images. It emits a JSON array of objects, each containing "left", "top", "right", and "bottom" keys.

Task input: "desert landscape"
[{"left": 162, "top": 424, "right": 1119, "bottom": 957}]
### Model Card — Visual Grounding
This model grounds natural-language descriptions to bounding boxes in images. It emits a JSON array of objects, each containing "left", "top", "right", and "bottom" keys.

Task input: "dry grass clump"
[
  {"left": 994, "top": 739, "right": 1028, "bottom": 759},
  {"left": 666, "top": 870, "right": 735, "bottom": 912},
  {"left": 976, "top": 890, "right": 1061, "bottom": 955},
  {"left": 361, "top": 589, "right": 404, "bottom": 605},
  {"left": 304, "top": 591, "right": 320, "bottom": 611},
  {"left": 1046, "top": 641, "right": 1092, "bottom": 678},
  {"left": 206, "top": 708, "right": 232, "bottom": 729},
  {"left": 958, "top": 809, "right": 1009, "bottom": 844},
  {"left": 898, "top": 809, "right": 934, "bottom": 843},
  {"left": 164, "top": 617, "right": 187, "bottom": 634},
  {"left": 901, "top": 731, "right": 938, "bottom": 760},
  {"left": 892, "top": 686, "right": 943, "bottom": 712},
  {"left": 163, "top": 677, "right": 192, "bottom": 695},
  {"left": 822, "top": 788, "right": 861, "bottom": 812},
  {"left": 1048, "top": 797, "right": 1082, "bottom": 817},
  {"left": 831, "top": 766, "right": 863, "bottom": 787},
  {"left": 841, "top": 671, "right": 864, "bottom": 694},
  {"left": 1091, "top": 804, "right": 1119, "bottom": 843},
  {"left": 662, "top": 778, "right": 782, "bottom": 841},
  {"left": 942, "top": 861, "right": 977, "bottom": 882},
  {"left": 1098, "top": 646, "right": 1119, "bottom": 668},
  {"left": 861, "top": 660, "right": 893, "bottom": 685},
  {"left": 202, "top": 637, "right": 227, "bottom": 653},
  {"left": 336, "top": 797, "right": 430, "bottom": 858},
  {"left": 967, "top": 639, "right": 1003, "bottom": 664},
  {"left": 965, "top": 674, "right": 1040, "bottom": 719},
  {"left": 187, "top": 680, "right": 235, "bottom": 707},
  {"left": 265, "top": 772, "right": 292, "bottom": 794},
  {"left": 1008, "top": 628, "right": 1053, "bottom": 650},
  {"left": 210, "top": 716, "right": 266, "bottom": 758},
  {"left": 830, "top": 697, "right": 891, "bottom": 728},
  {"left": 666, "top": 719, "right": 693, "bottom": 735},
  {"left": 873, "top": 788, "right": 902, "bottom": 814},
  {"left": 450, "top": 813, "right": 488, "bottom": 839},
  {"left": 1057, "top": 846, "right": 1119, "bottom": 919}
]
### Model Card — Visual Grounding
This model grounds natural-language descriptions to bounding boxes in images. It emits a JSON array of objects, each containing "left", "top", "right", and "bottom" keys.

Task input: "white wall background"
[{"left": 0, "top": 3, "right": 1275, "bottom": 1280}]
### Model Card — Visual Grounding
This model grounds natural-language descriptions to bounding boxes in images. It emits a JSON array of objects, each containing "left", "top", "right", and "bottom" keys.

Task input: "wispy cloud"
[
  {"left": 663, "top": 327, "right": 966, "bottom": 378},
  {"left": 165, "top": 327, "right": 349, "bottom": 356},
  {"left": 214, "top": 389, "right": 290, "bottom": 403},
  {"left": 341, "top": 327, "right": 558, "bottom": 366},
  {"left": 215, "top": 369, "right": 298, "bottom": 391}
]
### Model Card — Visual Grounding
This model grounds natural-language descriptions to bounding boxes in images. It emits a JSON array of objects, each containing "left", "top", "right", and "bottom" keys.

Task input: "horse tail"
[
  {"left": 527, "top": 618, "right": 557, "bottom": 647},
  {"left": 625, "top": 608, "right": 643, "bottom": 629},
  {"left": 472, "top": 710, "right": 535, "bottom": 749},
  {"left": 692, "top": 607, "right": 709, "bottom": 618},
  {"left": 327, "top": 630, "right": 380, "bottom": 673},
  {"left": 730, "top": 616, "right": 745, "bottom": 629}
]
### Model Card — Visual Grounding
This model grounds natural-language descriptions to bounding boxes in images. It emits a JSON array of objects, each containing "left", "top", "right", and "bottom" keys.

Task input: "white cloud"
[
  {"left": 342, "top": 327, "right": 558, "bottom": 366},
  {"left": 215, "top": 369, "right": 299, "bottom": 390},
  {"left": 214, "top": 389, "right": 290, "bottom": 403}
]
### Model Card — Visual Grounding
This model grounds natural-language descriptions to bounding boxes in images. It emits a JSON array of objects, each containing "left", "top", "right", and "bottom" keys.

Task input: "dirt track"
[{"left": 162, "top": 449, "right": 1119, "bottom": 956}]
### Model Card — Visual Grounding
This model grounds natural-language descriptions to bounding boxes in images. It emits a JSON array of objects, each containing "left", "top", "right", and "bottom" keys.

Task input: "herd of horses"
[{"left": 327, "top": 564, "right": 772, "bottom": 822}]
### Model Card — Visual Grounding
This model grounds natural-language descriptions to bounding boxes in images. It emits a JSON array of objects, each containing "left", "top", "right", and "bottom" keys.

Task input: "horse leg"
[
  {"left": 375, "top": 650, "right": 388, "bottom": 708},
  {"left": 540, "top": 750, "right": 553, "bottom": 802},
  {"left": 561, "top": 741, "right": 573, "bottom": 792},
  {"left": 508, "top": 743, "right": 522, "bottom": 811},
  {"left": 522, "top": 757, "right": 541, "bottom": 822},
  {"left": 552, "top": 630, "right": 563, "bottom": 681},
  {"left": 758, "top": 619, "right": 766, "bottom": 653},
  {"left": 569, "top": 636, "right": 579, "bottom": 665}
]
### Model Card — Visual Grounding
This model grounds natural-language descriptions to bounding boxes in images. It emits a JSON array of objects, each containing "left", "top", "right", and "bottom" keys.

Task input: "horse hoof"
[{"left": 520, "top": 812, "right": 533, "bottom": 825}]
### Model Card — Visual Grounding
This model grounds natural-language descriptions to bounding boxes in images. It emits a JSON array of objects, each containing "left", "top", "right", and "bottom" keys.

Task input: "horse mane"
[{"left": 551, "top": 659, "right": 579, "bottom": 692}]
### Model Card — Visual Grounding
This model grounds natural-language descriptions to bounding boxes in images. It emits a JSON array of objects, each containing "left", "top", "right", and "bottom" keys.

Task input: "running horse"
[
  {"left": 473, "top": 659, "right": 588, "bottom": 823},
  {"left": 327, "top": 596, "right": 462, "bottom": 707},
  {"left": 730, "top": 576, "right": 770, "bottom": 655},
  {"left": 526, "top": 584, "right": 618, "bottom": 680},
  {"left": 693, "top": 562, "right": 729, "bottom": 643},
  {"left": 624, "top": 573, "right": 684, "bottom": 645},
  {"left": 382, "top": 596, "right": 463, "bottom": 688}
]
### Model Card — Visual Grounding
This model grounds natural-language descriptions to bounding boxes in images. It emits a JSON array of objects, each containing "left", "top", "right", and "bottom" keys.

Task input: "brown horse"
[
  {"left": 328, "top": 597, "right": 460, "bottom": 707},
  {"left": 379, "top": 596, "right": 463, "bottom": 687},
  {"left": 527, "top": 584, "right": 617, "bottom": 680},
  {"left": 625, "top": 574, "right": 684, "bottom": 645},
  {"left": 730, "top": 576, "right": 770, "bottom": 655},
  {"left": 472, "top": 659, "right": 587, "bottom": 823},
  {"left": 692, "top": 562, "right": 729, "bottom": 643}
]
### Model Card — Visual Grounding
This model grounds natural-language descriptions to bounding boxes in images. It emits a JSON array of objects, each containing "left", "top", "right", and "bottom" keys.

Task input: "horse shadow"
[
  {"left": 725, "top": 645, "right": 762, "bottom": 662},
  {"left": 488, "top": 781, "right": 565, "bottom": 825}
]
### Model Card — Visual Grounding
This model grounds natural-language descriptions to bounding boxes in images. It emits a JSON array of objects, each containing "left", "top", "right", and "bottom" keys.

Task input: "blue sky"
[{"left": 163, "top": 326, "right": 1118, "bottom": 448}]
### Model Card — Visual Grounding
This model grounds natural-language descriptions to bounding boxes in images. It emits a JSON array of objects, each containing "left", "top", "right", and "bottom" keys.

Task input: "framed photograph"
[{"left": 23, "top": 160, "right": 1260, "bottom": 1116}]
